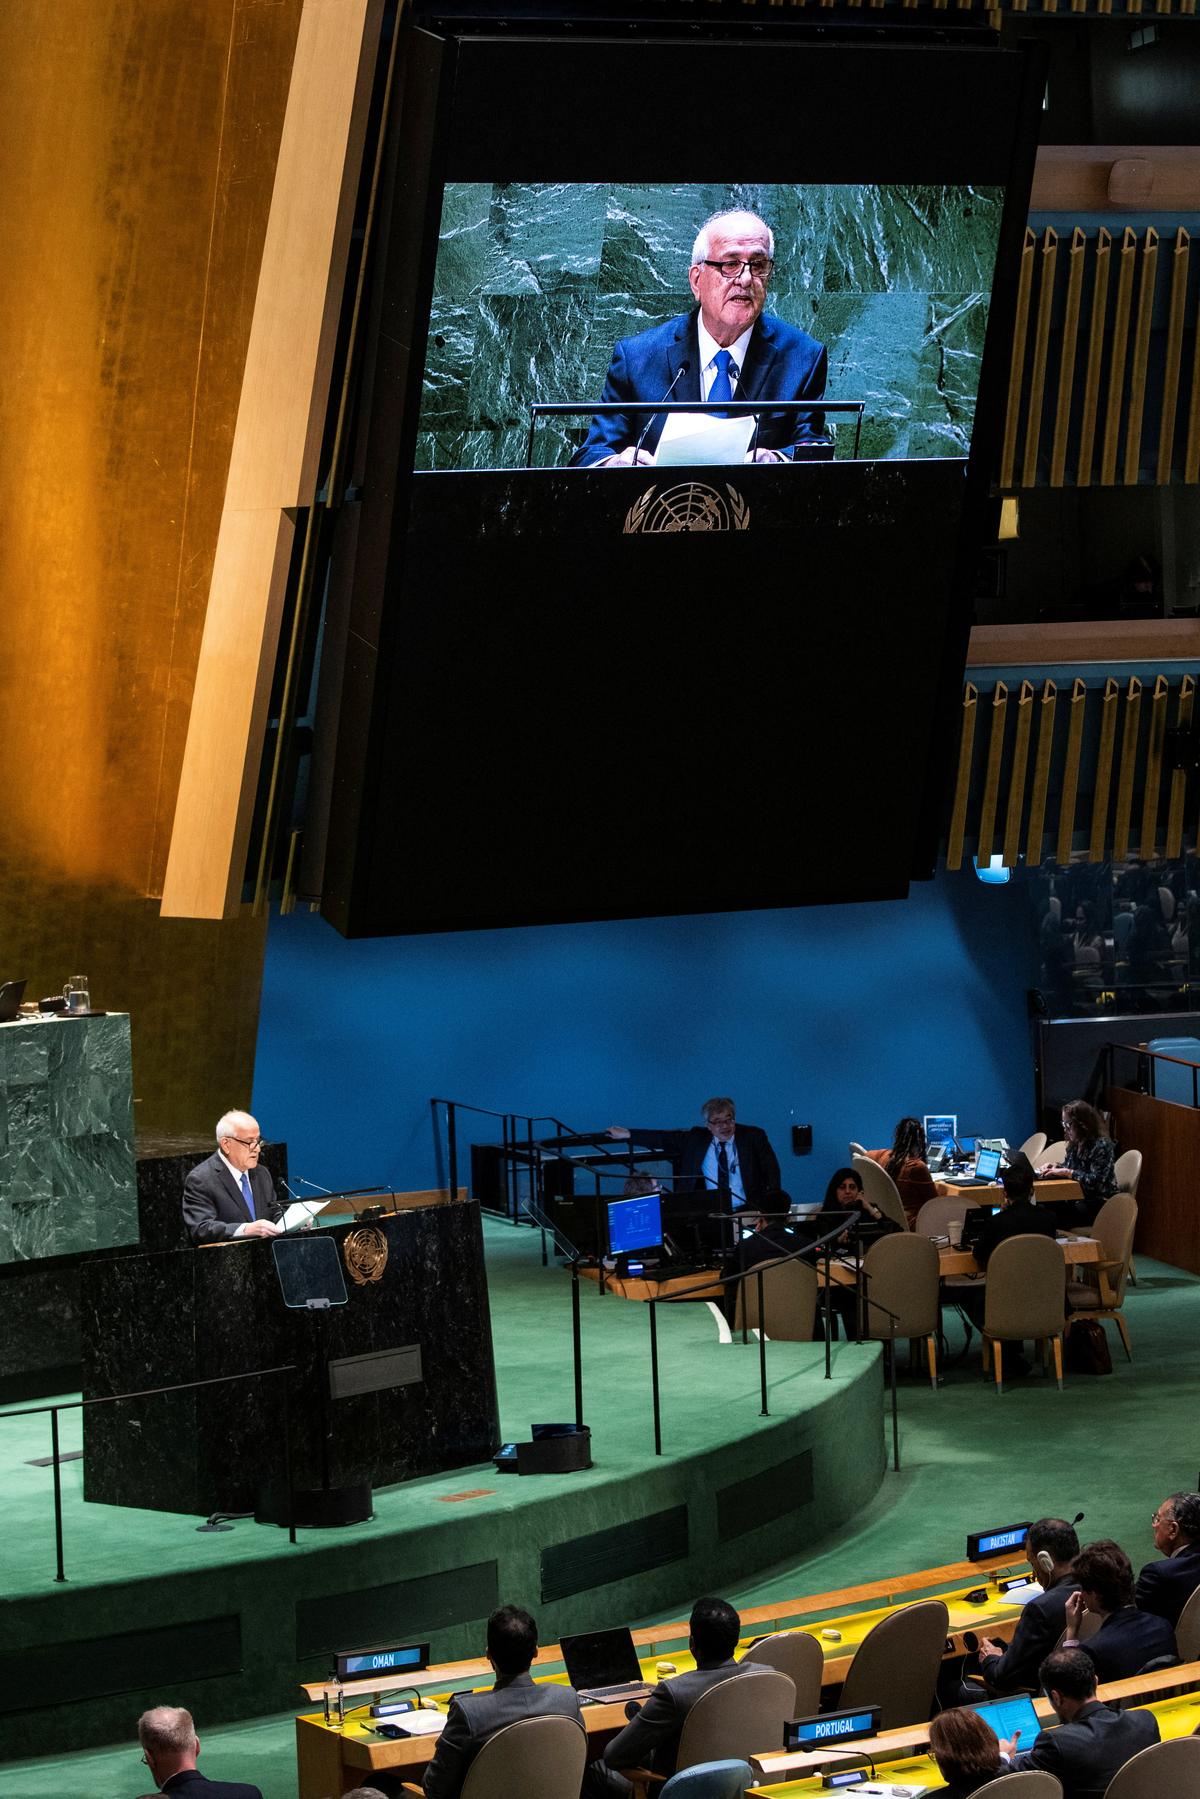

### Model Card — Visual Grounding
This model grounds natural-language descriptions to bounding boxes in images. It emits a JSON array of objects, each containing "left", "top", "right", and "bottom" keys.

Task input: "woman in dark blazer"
[{"left": 927, "top": 1708, "right": 1003, "bottom": 1796}]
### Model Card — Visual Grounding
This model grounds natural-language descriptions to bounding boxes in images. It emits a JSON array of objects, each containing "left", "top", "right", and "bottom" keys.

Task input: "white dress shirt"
[
  {"left": 218, "top": 1147, "right": 256, "bottom": 1236},
  {"left": 702, "top": 1133, "right": 747, "bottom": 1208},
  {"left": 697, "top": 318, "right": 756, "bottom": 402}
]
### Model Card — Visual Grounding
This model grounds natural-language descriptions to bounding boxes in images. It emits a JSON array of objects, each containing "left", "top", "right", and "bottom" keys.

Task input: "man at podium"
[
  {"left": 182, "top": 1110, "right": 283, "bottom": 1244},
  {"left": 572, "top": 207, "right": 826, "bottom": 468}
]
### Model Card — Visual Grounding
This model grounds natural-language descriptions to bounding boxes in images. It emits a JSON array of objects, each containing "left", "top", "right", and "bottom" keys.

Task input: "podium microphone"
[
  {"left": 632, "top": 360, "right": 690, "bottom": 463},
  {"left": 277, "top": 1178, "right": 322, "bottom": 1235}
]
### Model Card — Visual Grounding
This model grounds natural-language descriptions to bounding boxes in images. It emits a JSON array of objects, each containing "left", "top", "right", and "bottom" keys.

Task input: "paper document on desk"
[
  {"left": 394, "top": 1712, "right": 446, "bottom": 1736},
  {"left": 282, "top": 1199, "right": 326, "bottom": 1232},
  {"left": 654, "top": 409, "right": 755, "bottom": 466}
]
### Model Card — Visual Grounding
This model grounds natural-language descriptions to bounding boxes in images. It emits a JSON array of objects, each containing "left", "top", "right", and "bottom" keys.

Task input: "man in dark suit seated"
[
  {"left": 971, "top": 1155, "right": 1058, "bottom": 1268},
  {"left": 422, "top": 1605, "right": 582, "bottom": 1799},
  {"left": 137, "top": 1706, "right": 263, "bottom": 1799},
  {"left": 1001, "top": 1648, "right": 1158, "bottom": 1795},
  {"left": 1136, "top": 1491, "right": 1200, "bottom": 1627},
  {"left": 972, "top": 1516, "right": 1083, "bottom": 1695},
  {"left": 572, "top": 208, "right": 826, "bottom": 468},
  {"left": 182, "top": 1111, "right": 283, "bottom": 1245},
  {"left": 1062, "top": 1541, "right": 1177, "bottom": 1682},
  {"left": 592, "top": 1596, "right": 773, "bottom": 1793}
]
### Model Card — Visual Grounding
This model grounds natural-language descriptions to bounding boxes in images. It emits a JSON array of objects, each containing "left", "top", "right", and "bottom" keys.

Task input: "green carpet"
[{"left": 4, "top": 1227, "right": 1197, "bottom": 1799}]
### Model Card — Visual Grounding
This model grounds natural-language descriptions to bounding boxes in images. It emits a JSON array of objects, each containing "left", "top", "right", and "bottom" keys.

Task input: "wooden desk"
[
  {"left": 296, "top": 1561, "right": 1036, "bottom": 1799},
  {"left": 942, "top": 1177, "right": 1084, "bottom": 1206},
  {"left": 824, "top": 1236, "right": 1100, "bottom": 1287},
  {"left": 747, "top": 1662, "right": 1200, "bottom": 1792},
  {"left": 578, "top": 1266, "right": 724, "bottom": 1302}
]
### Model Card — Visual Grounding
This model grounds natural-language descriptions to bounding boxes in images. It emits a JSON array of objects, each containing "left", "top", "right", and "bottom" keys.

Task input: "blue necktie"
[
  {"left": 240, "top": 1170, "right": 256, "bottom": 1220},
  {"left": 709, "top": 349, "right": 735, "bottom": 418}
]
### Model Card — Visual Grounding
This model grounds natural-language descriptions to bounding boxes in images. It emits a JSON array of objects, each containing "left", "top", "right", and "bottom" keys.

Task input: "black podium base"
[{"left": 255, "top": 1481, "right": 374, "bottom": 1528}]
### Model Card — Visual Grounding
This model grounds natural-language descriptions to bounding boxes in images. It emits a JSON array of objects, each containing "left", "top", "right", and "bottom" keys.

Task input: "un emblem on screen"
[
  {"left": 343, "top": 1225, "right": 388, "bottom": 1285},
  {"left": 623, "top": 482, "right": 749, "bottom": 535}
]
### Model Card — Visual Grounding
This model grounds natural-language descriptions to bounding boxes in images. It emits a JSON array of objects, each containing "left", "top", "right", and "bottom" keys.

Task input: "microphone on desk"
[
  {"left": 293, "top": 1175, "right": 335, "bottom": 1195},
  {"left": 631, "top": 360, "right": 690, "bottom": 463},
  {"left": 277, "top": 1178, "right": 323, "bottom": 1235}
]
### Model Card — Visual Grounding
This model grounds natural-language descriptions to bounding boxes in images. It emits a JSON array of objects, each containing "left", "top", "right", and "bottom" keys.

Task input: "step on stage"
[{"left": 0, "top": 1217, "right": 884, "bottom": 1761}]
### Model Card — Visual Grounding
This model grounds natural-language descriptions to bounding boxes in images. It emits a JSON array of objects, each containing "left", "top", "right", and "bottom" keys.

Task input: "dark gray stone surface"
[{"left": 81, "top": 1202, "right": 499, "bottom": 1515}]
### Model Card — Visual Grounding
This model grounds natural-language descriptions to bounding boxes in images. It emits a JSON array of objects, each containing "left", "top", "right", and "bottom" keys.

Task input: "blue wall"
[{"left": 253, "top": 868, "right": 1039, "bottom": 1200}]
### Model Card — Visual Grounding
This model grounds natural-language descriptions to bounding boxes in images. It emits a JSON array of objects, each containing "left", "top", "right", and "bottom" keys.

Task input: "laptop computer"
[
  {"left": 559, "top": 1626, "right": 655, "bottom": 1705},
  {"left": 967, "top": 1690, "right": 1042, "bottom": 1750},
  {"left": 0, "top": 979, "right": 27, "bottom": 1023},
  {"left": 974, "top": 1146, "right": 1003, "bottom": 1183},
  {"left": 962, "top": 1204, "right": 1001, "bottom": 1250}
]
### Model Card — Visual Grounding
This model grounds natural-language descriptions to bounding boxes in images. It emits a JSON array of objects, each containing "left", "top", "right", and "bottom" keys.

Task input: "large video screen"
[{"left": 417, "top": 182, "right": 1005, "bottom": 472}]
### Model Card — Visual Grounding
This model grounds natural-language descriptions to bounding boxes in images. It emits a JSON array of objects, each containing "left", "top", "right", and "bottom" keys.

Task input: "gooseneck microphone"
[{"left": 632, "top": 360, "right": 690, "bottom": 463}]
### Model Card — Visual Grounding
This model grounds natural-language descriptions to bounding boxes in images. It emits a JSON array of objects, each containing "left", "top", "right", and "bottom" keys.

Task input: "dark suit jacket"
[
  {"left": 1009, "top": 1699, "right": 1159, "bottom": 1796},
  {"left": 1135, "top": 1543, "right": 1200, "bottom": 1627},
  {"left": 421, "top": 1669, "right": 583, "bottom": 1799},
  {"left": 973, "top": 1199, "right": 1058, "bottom": 1268},
  {"left": 634, "top": 1125, "right": 781, "bottom": 1209},
  {"left": 978, "top": 1572, "right": 1081, "bottom": 1693},
  {"left": 182, "top": 1152, "right": 282, "bottom": 1246},
  {"left": 572, "top": 309, "right": 827, "bottom": 467},
  {"left": 161, "top": 1769, "right": 263, "bottom": 1799},
  {"left": 601, "top": 1658, "right": 774, "bottom": 1777},
  {"left": 1077, "top": 1605, "right": 1177, "bottom": 1682}
]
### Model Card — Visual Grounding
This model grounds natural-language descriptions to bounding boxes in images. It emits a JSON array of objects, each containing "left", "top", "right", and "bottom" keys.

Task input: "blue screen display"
[
  {"left": 969, "top": 1693, "right": 1041, "bottom": 1747},
  {"left": 975, "top": 1147, "right": 1002, "bottom": 1181},
  {"left": 608, "top": 1194, "right": 663, "bottom": 1256},
  {"left": 343, "top": 1645, "right": 423, "bottom": 1676},
  {"left": 978, "top": 1526, "right": 1026, "bottom": 1555},
  {"left": 791, "top": 1709, "right": 877, "bottom": 1744}
]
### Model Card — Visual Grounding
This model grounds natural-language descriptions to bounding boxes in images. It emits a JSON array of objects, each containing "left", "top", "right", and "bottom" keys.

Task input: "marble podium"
[
  {"left": 81, "top": 1201, "right": 499, "bottom": 1516},
  {"left": 0, "top": 1012, "right": 137, "bottom": 1264}
]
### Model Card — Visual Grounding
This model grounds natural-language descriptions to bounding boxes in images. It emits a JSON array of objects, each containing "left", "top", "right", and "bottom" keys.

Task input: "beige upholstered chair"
[
  {"left": 1066, "top": 1191, "right": 1136, "bottom": 1361},
  {"left": 862, "top": 1232, "right": 940, "bottom": 1386},
  {"left": 982, "top": 1235, "right": 1066, "bottom": 1392},
  {"left": 1041, "top": 1139, "right": 1067, "bottom": 1167},
  {"left": 456, "top": 1714, "right": 587, "bottom": 1799},
  {"left": 1102, "top": 1734, "right": 1200, "bottom": 1797},
  {"left": 848, "top": 1140, "right": 867, "bottom": 1158},
  {"left": 734, "top": 1256, "right": 817, "bottom": 1342},
  {"left": 673, "top": 1669, "right": 796, "bottom": 1771},
  {"left": 973, "top": 1773, "right": 1062, "bottom": 1797},
  {"left": 1019, "top": 1131, "right": 1048, "bottom": 1164},
  {"left": 914, "top": 1195, "right": 974, "bottom": 1240},
  {"left": 1175, "top": 1582, "right": 1200, "bottom": 1661},
  {"left": 1114, "top": 1148, "right": 1142, "bottom": 1198},
  {"left": 740, "top": 1629, "right": 823, "bottom": 1716},
  {"left": 852, "top": 1152, "right": 911, "bottom": 1232},
  {"left": 838, "top": 1599, "right": 949, "bottom": 1730}
]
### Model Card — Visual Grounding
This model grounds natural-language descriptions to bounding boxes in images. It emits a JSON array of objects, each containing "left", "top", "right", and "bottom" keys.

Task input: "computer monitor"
[
  {"left": 975, "top": 1146, "right": 1002, "bottom": 1182},
  {"left": 607, "top": 1193, "right": 664, "bottom": 1258}
]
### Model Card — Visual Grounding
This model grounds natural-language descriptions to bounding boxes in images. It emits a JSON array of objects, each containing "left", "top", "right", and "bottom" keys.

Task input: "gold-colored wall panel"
[{"left": 0, "top": 1, "right": 302, "bottom": 1131}]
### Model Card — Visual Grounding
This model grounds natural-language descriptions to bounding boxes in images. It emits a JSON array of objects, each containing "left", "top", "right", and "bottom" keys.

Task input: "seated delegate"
[
  {"left": 1038, "top": 1098, "right": 1118, "bottom": 1224},
  {"left": 1136, "top": 1490, "right": 1200, "bottom": 1626},
  {"left": 926, "top": 1707, "right": 1003, "bottom": 1799},
  {"left": 817, "top": 1165, "right": 900, "bottom": 1242},
  {"left": 970, "top": 1515, "right": 1082, "bottom": 1697},
  {"left": 864, "top": 1116, "right": 943, "bottom": 1226},
  {"left": 422, "top": 1605, "right": 582, "bottom": 1799},
  {"left": 1061, "top": 1540, "right": 1177, "bottom": 1681},
  {"left": 1001, "top": 1647, "right": 1159, "bottom": 1793}
]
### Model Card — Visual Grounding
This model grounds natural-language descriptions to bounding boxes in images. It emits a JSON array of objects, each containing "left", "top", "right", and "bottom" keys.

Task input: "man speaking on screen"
[{"left": 572, "top": 208, "right": 827, "bottom": 468}]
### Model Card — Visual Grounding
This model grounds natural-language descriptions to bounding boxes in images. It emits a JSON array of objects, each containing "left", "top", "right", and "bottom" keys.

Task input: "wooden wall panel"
[
  {"left": 1108, "top": 1087, "right": 1200, "bottom": 1277},
  {"left": 0, "top": 1, "right": 302, "bottom": 1131}
]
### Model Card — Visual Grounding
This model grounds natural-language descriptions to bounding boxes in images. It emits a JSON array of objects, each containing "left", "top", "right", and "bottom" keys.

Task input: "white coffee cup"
[{"left": 947, "top": 1219, "right": 963, "bottom": 1249}]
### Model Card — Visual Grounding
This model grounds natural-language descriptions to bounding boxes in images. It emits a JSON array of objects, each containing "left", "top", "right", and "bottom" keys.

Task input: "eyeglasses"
[
  {"left": 229, "top": 1134, "right": 264, "bottom": 1149},
  {"left": 700, "top": 256, "right": 773, "bottom": 282}
]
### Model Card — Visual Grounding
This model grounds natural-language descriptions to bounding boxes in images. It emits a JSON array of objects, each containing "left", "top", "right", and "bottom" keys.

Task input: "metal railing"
[{"left": 1, "top": 1363, "right": 297, "bottom": 1583}]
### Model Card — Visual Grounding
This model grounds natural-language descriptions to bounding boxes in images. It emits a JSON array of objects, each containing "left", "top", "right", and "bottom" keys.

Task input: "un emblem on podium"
[
  {"left": 343, "top": 1225, "right": 388, "bottom": 1285},
  {"left": 623, "top": 481, "right": 750, "bottom": 535}
]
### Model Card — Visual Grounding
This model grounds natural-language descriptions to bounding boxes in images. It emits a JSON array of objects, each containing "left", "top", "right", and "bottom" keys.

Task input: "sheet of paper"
[
  {"left": 391, "top": 1711, "right": 446, "bottom": 1737},
  {"left": 654, "top": 409, "right": 755, "bottom": 467},
  {"left": 282, "top": 1199, "right": 326, "bottom": 1232}
]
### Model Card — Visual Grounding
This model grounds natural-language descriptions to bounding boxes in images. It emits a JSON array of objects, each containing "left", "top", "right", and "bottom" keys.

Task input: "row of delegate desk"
[{"left": 296, "top": 1548, "right": 1196, "bottom": 1796}]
